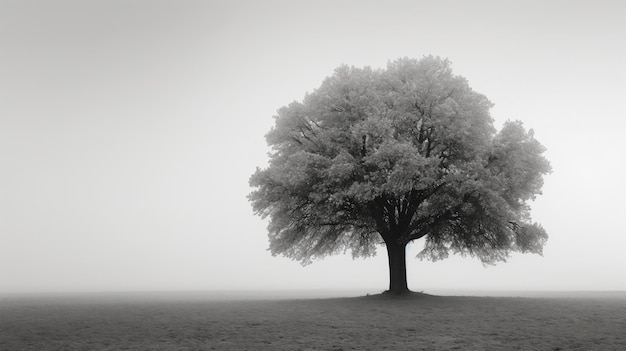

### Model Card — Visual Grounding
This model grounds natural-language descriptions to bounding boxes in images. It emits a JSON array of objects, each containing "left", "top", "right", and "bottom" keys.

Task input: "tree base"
[
  {"left": 362, "top": 290, "right": 436, "bottom": 301},
  {"left": 382, "top": 288, "right": 413, "bottom": 296},
  {"left": 381, "top": 289, "right": 435, "bottom": 298}
]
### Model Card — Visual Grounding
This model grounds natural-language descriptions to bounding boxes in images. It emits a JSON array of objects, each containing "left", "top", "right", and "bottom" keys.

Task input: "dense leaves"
[{"left": 249, "top": 56, "right": 550, "bottom": 267}]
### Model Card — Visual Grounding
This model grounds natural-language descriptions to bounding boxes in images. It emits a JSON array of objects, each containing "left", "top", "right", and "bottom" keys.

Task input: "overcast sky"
[{"left": 1, "top": 0, "right": 625, "bottom": 294}]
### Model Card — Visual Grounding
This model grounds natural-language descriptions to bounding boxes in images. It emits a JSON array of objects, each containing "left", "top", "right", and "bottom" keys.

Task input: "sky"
[{"left": 1, "top": 0, "right": 625, "bottom": 294}]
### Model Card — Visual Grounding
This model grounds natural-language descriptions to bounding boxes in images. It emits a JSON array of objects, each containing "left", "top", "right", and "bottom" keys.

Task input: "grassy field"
[{"left": 1, "top": 291, "right": 625, "bottom": 350}]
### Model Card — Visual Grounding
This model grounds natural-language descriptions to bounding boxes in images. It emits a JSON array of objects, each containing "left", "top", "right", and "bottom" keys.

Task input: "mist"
[{"left": 1, "top": 0, "right": 625, "bottom": 294}]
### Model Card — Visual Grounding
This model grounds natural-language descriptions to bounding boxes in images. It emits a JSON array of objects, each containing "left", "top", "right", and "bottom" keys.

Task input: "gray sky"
[{"left": 1, "top": 0, "right": 625, "bottom": 294}]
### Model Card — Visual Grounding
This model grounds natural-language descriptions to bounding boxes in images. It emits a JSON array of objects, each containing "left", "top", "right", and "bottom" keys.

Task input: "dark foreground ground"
[{"left": 1, "top": 291, "right": 625, "bottom": 350}]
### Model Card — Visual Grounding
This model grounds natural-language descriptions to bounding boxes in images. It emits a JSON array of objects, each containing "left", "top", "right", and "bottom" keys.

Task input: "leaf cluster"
[{"left": 249, "top": 56, "right": 551, "bottom": 265}]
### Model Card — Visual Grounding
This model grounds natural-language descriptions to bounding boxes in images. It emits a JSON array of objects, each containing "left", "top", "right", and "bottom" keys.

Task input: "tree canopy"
[{"left": 249, "top": 56, "right": 551, "bottom": 294}]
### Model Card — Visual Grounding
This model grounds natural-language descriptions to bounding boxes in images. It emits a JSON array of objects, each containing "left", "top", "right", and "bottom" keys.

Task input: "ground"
[{"left": 1, "top": 291, "right": 625, "bottom": 350}]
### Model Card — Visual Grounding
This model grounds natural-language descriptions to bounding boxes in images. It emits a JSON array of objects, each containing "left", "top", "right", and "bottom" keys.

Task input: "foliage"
[{"left": 249, "top": 56, "right": 551, "bottom": 266}]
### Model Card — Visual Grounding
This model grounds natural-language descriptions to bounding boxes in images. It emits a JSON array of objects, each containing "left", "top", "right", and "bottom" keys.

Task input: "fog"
[{"left": 1, "top": 0, "right": 625, "bottom": 294}]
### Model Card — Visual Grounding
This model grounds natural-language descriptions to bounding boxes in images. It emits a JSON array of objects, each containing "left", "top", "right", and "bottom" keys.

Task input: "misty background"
[{"left": 1, "top": 0, "right": 624, "bottom": 294}]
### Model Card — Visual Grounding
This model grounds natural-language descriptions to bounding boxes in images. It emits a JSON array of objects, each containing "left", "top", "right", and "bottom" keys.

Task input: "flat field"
[{"left": 1, "top": 291, "right": 625, "bottom": 350}]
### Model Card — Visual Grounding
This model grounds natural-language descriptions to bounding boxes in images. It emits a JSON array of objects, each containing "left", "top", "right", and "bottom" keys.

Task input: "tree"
[{"left": 249, "top": 56, "right": 551, "bottom": 295}]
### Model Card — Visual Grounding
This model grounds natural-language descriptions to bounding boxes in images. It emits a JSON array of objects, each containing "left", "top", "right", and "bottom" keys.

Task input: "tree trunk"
[{"left": 385, "top": 241, "right": 410, "bottom": 295}]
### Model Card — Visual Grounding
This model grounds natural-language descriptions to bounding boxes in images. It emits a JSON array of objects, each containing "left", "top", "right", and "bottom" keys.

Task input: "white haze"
[{"left": 1, "top": 0, "right": 625, "bottom": 294}]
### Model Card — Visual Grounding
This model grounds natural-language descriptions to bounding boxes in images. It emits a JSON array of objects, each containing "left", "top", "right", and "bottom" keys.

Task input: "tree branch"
[
  {"left": 384, "top": 198, "right": 398, "bottom": 232},
  {"left": 367, "top": 201, "right": 388, "bottom": 236}
]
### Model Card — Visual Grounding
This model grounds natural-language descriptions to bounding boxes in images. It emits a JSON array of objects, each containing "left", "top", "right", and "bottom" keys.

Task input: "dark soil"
[{"left": 1, "top": 292, "right": 625, "bottom": 350}]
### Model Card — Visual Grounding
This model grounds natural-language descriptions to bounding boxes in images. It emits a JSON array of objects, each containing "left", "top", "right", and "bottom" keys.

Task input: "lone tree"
[{"left": 249, "top": 56, "right": 551, "bottom": 295}]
